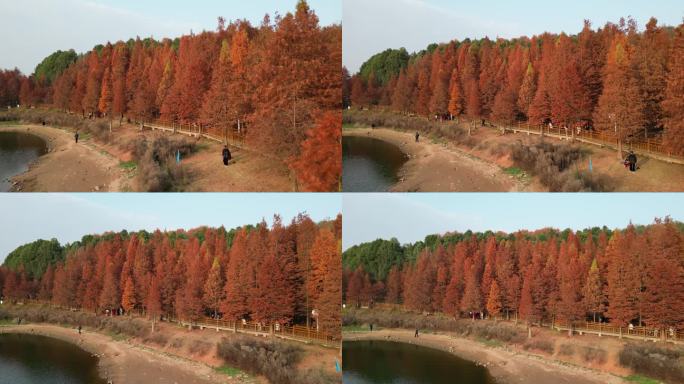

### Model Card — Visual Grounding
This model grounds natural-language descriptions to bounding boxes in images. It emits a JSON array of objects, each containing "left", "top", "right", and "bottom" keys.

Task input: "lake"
[
  {"left": 343, "top": 340, "right": 498, "bottom": 384},
  {"left": 0, "top": 333, "right": 106, "bottom": 384},
  {"left": 342, "top": 136, "right": 408, "bottom": 192},
  {"left": 0, "top": 131, "right": 48, "bottom": 191}
]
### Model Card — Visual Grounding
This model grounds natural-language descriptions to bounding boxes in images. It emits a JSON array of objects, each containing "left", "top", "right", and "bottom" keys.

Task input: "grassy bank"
[
  {"left": 344, "top": 307, "right": 682, "bottom": 384},
  {"left": 0, "top": 108, "right": 198, "bottom": 191},
  {"left": 1, "top": 304, "right": 337, "bottom": 384},
  {"left": 344, "top": 108, "right": 615, "bottom": 192}
]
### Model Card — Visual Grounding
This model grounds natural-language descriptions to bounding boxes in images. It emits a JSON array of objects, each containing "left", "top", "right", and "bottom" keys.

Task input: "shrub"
[
  {"left": 343, "top": 308, "right": 525, "bottom": 344},
  {"left": 343, "top": 109, "right": 468, "bottom": 145},
  {"left": 523, "top": 338, "right": 555, "bottom": 354},
  {"left": 4, "top": 108, "right": 114, "bottom": 142},
  {"left": 127, "top": 135, "right": 195, "bottom": 192},
  {"left": 510, "top": 140, "right": 614, "bottom": 192},
  {"left": 188, "top": 340, "right": 212, "bottom": 355},
  {"left": 144, "top": 332, "right": 169, "bottom": 347},
  {"left": 620, "top": 343, "right": 684, "bottom": 384},
  {"left": 579, "top": 346, "right": 607, "bottom": 364},
  {"left": 559, "top": 343, "right": 575, "bottom": 356},
  {"left": 170, "top": 337, "right": 184, "bottom": 349},
  {"left": 217, "top": 336, "right": 303, "bottom": 384},
  {"left": 4, "top": 304, "right": 149, "bottom": 339}
]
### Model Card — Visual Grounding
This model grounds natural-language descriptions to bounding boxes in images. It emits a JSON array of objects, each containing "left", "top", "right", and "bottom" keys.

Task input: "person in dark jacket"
[
  {"left": 222, "top": 146, "right": 232, "bottom": 166},
  {"left": 415, "top": 132, "right": 420, "bottom": 142},
  {"left": 74, "top": 132, "right": 79, "bottom": 143},
  {"left": 414, "top": 328, "right": 419, "bottom": 338},
  {"left": 627, "top": 151, "right": 637, "bottom": 172}
]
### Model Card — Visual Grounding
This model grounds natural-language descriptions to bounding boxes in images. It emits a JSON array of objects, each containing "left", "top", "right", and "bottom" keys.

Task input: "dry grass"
[
  {"left": 124, "top": 135, "right": 196, "bottom": 191},
  {"left": 344, "top": 109, "right": 470, "bottom": 145},
  {"left": 217, "top": 335, "right": 302, "bottom": 384},
  {"left": 4, "top": 304, "right": 149, "bottom": 339},
  {"left": 510, "top": 140, "right": 614, "bottom": 192},
  {"left": 343, "top": 307, "right": 525, "bottom": 344},
  {"left": 523, "top": 338, "right": 555, "bottom": 354},
  {"left": 1, "top": 108, "right": 114, "bottom": 142},
  {"left": 619, "top": 343, "right": 684, "bottom": 384}
]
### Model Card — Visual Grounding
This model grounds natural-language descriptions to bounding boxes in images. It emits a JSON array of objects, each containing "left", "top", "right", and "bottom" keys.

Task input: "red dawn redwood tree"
[
  {"left": 663, "top": 24, "right": 684, "bottom": 156},
  {"left": 221, "top": 230, "right": 251, "bottom": 319},
  {"left": 461, "top": 259, "right": 483, "bottom": 320},
  {"left": 643, "top": 218, "right": 684, "bottom": 330},
  {"left": 147, "top": 275, "right": 162, "bottom": 331},
  {"left": 121, "top": 274, "right": 136, "bottom": 313},
  {"left": 203, "top": 257, "right": 224, "bottom": 321},
  {"left": 447, "top": 68, "right": 464, "bottom": 118},
  {"left": 517, "top": 63, "right": 536, "bottom": 120},
  {"left": 582, "top": 258, "right": 605, "bottom": 322},
  {"left": 385, "top": 266, "right": 403, "bottom": 304},
  {"left": 486, "top": 280, "right": 503, "bottom": 319},
  {"left": 593, "top": 33, "right": 644, "bottom": 159},
  {"left": 290, "top": 111, "right": 341, "bottom": 192},
  {"left": 110, "top": 43, "right": 128, "bottom": 125}
]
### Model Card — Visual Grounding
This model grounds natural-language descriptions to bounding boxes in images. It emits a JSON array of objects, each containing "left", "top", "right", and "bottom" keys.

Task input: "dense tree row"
[
  {"left": 343, "top": 218, "right": 684, "bottom": 330},
  {"left": 345, "top": 18, "right": 684, "bottom": 156},
  {"left": 0, "top": 1, "right": 341, "bottom": 191},
  {"left": 1, "top": 214, "right": 342, "bottom": 334}
]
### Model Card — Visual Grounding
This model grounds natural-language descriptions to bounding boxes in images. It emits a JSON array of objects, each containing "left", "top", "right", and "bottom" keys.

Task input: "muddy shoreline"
[
  {"left": 343, "top": 127, "right": 521, "bottom": 192},
  {"left": 0, "top": 324, "right": 232, "bottom": 384},
  {"left": 344, "top": 329, "right": 623, "bottom": 384}
]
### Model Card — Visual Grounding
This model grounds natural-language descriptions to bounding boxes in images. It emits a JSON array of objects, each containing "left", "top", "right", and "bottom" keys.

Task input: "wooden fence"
[
  {"left": 14, "top": 300, "right": 339, "bottom": 348},
  {"left": 504, "top": 121, "right": 684, "bottom": 165},
  {"left": 140, "top": 119, "right": 247, "bottom": 148},
  {"left": 170, "top": 316, "right": 340, "bottom": 347},
  {"left": 552, "top": 319, "right": 684, "bottom": 343}
]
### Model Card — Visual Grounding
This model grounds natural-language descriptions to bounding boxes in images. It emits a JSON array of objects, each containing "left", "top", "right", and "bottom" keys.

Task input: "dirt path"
[
  {"left": 344, "top": 127, "right": 524, "bottom": 192},
  {"left": 0, "top": 123, "right": 292, "bottom": 192},
  {"left": 344, "top": 329, "right": 624, "bottom": 384},
  {"left": 180, "top": 140, "right": 292, "bottom": 192},
  {"left": 0, "top": 324, "right": 246, "bottom": 384},
  {"left": 1, "top": 125, "right": 125, "bottom": 192}
]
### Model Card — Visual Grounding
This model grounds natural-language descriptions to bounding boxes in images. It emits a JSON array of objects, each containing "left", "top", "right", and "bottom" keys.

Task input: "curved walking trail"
[
  {"left": 0, "top": 324, "right": 243, "bottom": 384},
  {"left": 344, "top": 329, "right": 623, "bottom": 384},
  {"left": 344, "top": 127, "right": 523, "bottom": 192},
  {"left": 0, "top": 123, "right": 292, "bottom": 192},
  {"left": 0, "top": 124, "right": 123, "bottom": 192}
]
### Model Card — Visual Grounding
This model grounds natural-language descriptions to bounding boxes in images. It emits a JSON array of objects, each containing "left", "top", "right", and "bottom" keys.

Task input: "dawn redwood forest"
[
  {"left": 343, "top": 218, "right": 684, "bottom": 331},
  {"left": 0, "top": 214, "right": 342, "bottom": 335},
  {"left": 344, "top": 17, "right": 684, "bottom": 156},
  {"left": 0, "top": 0, "right": 341, "bottom": 191}
]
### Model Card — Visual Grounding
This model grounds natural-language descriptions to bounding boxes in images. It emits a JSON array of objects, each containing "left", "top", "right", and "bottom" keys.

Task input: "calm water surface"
[
  {"left": 0, "top": 131, "right": 48, "bottom": 191},
  {"left": 343, "top": 340, "right": 498, "bottom": 384},
  {"left": 342, "top": 136, "right": 408, "bottom": 192},
  {"left": 0, "top": 333, "right": 106, "bottom": 384}
]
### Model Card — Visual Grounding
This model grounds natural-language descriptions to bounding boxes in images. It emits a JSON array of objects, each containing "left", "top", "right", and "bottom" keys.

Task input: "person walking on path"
[
  {"left": 369, "top": 323, "right": 373, "bottom": 332},
  {"left": 415, "top": 132, "right": 420, "bottom": 143},
  {"left": 78, "top": 324, "right": 82, "bottom": 334},
  {"left": 74, "top": 132, "right": 79, "bottom": 143},
  {"left": 627, "top": 151, "right": 637, "bottom": 172},
  {"left": 414, "top": 328, "right": 419, "bottom": 338},
  {"left": 222, "top": 145, "right": 232, "bottom": 166}
]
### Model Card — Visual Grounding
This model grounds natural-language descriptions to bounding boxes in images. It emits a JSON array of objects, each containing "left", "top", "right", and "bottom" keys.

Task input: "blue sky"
[
  {"left": 344, "top": 0, "right": 684, "bottom": 72},
  {"left": 343, "top": 193, "right": 684, "bottom": 250},
  {"left": 0, "top": 193, "right": 341, "bottom": 262},
  {"left": 0, "top": 0, "right": 341, "bottom": 75}
]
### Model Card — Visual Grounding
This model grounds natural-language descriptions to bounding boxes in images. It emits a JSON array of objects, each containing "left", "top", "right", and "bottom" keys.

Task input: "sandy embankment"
[
  {"left": 1, "top": 123, "right": 293, "bottom": 192},
  {"left": 0, "top": 124, "right": 125, "bottom": 192},
  {"left": 344, "top": 329, "right": 624, "bottom": 384},
  {"left": 343, "top": 127, "right": 524, "bottom": 192},
  {"left": 0, "top": 323, "right": 240, "bottom": 384}
]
